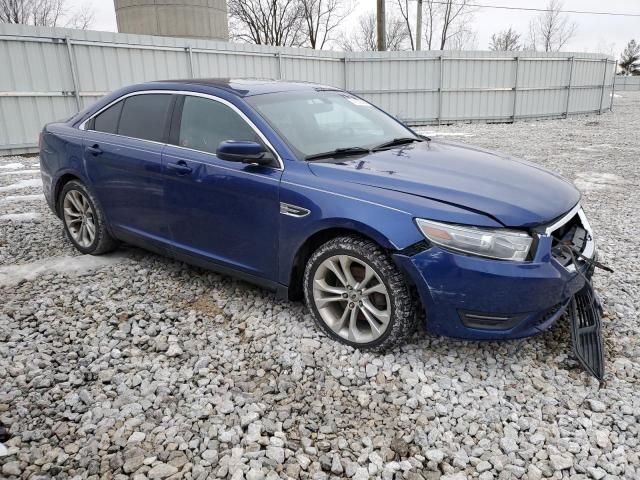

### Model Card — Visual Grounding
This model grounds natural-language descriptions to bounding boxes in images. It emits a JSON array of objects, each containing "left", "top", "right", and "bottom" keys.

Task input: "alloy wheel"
[
  {"left": 312, "top": 254, "right": 391, "bottom": 344},
  {"left": 63, "top": 190, "right": 96, "bottom": 248}
]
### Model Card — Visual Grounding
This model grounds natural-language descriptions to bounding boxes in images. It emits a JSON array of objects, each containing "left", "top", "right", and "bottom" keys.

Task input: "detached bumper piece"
[{"left": 569, "top": 286, "right": 605, "bottom": 382}]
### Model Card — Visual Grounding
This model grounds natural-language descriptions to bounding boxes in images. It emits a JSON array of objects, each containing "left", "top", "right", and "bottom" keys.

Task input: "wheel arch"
[
  {"left": 53, "top": 172, "right": 83, "bottom": 217},
  {"left": 285, "top": 223, "right": 398, "bottom": 301}
]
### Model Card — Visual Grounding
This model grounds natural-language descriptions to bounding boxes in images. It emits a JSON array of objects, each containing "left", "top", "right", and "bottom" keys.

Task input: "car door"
[
  {"left": 162, "top": 94, "right": 283, "bottom": 280},
  {"left": 83, "top": 92, "right": 175, "bottom": 243}
]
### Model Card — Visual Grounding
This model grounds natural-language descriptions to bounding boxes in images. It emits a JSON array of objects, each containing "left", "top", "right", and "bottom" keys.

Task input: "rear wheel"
[
  {"left": 304, "top": 235, "right": 416, "bottom": 351},
  {"left": 59, "top": 180, "right": 119, "bottom": 255}
]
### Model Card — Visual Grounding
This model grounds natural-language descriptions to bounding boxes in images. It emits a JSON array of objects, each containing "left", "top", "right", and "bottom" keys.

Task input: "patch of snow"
[
  {"left": 0, "top": 162, "right": 25, "bottom": 169},
  {"left": 0, "top": 212, "right": 41, "bottom": 222},
  {"left": 31, "top": 163, "right": 40, "bottom": 168},
  {"left": 0, "top": 178, "right": 42, "bottom": 192},
  {"left": 0, "top": 253, "right": 129, "bottom": 287},
  {"left": 573, "top": 172, "right": 625, "bottom": 192},
  {"left": 420, "top": 130, "right": 476, "bottom": 137},
  {"left": 0, "top": 194, "right": 44, "bottom": 204},
  {"left": 0, "top": 169, "right": 41, "bottom": 176}
]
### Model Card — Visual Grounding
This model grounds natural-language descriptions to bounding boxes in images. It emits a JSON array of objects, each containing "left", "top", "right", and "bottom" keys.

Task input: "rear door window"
[
  {"left": 117, "top": 94, "right": 173, "bottom": 143},
  {"left": 175, "top": 96, "right": 257, "bottom": 154},
  {"left": 91, "top": 101, "right": 123, "bottom": 134}
]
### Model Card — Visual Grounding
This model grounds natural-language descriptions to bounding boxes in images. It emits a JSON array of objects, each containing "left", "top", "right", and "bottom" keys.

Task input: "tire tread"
[{"left": 303, "top": 234, "right": 416, "bottom": 352}]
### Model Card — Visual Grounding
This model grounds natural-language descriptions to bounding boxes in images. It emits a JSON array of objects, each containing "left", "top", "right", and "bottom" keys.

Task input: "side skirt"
[{"left": 112, "top": 227, "right": 290, "bottom": 299}]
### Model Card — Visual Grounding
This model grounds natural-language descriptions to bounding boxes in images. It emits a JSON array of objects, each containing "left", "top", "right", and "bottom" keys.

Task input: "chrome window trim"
[{"left": 78, "top": 89, "right": 284, "bottom": 170}]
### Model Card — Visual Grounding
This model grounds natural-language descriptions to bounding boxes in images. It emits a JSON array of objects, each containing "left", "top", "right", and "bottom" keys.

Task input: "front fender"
[{"left": 277, "top": 162, "right": 501, "bottom": 287}]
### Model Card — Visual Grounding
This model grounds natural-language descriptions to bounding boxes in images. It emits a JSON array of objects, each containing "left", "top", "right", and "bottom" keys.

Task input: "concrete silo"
[{"left": 114, "top": 0, "right": 229, "bottom": 40}]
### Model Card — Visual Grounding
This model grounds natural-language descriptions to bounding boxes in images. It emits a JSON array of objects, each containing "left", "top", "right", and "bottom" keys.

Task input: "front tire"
[
  {"left": 59, "top": 180, "right": 119, "bottom": 255},
  {"left": 303, "top": 235, "right": 416, "bottom": 351}
]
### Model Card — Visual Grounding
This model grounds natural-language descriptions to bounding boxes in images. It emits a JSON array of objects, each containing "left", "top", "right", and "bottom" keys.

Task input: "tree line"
[
  {"left": 0, "top": 0, "right": 94, "bottom": 29},
  {"left": 1, "top": 0, "right": 637, "bottom": 73}
]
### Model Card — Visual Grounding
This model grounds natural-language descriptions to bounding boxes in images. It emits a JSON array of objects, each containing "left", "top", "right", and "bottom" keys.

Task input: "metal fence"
[
  {"left": 0, "top": 23, "right": 616, "bottom": 155},
  {"left": 614, "top": 76, "right": 640, "bottom": 91}
]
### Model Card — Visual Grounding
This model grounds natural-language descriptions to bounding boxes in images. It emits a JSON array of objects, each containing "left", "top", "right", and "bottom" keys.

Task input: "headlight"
[{"left": 415, "top": 218, "right": 533, "bottom": 261}]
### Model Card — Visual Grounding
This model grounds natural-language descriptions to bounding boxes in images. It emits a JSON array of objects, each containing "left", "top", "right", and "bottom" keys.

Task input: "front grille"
[{"left": 569, "top": 287, "right": 605, "bottom": 380}]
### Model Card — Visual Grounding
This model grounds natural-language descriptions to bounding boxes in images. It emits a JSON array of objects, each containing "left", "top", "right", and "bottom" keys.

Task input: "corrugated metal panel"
[
  {"left": 614, "top": 76, "right": 640, "bottom": 91},
  {"left": 0, "top": 23, "right": 616, "bottom": 155}
]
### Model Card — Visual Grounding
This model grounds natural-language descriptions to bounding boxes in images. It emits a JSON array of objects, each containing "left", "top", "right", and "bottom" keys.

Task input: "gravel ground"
[{"left": 0, "top": 93, "right": 638, "bottom": 480}]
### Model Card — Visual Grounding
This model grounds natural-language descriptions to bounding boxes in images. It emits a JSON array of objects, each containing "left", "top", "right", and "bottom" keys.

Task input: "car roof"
[{"left": 145, "top": 78, "right": 340, "bottom": 97}]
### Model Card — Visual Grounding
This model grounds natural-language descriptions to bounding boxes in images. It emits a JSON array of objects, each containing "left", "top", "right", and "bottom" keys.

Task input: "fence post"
[
  {"left": 438, "top": 55, "right": 443, "bottom": 125},
  {"left": 277, "top": 52, "right": 283, "bottom": 80},
  {"left": 186, "top": 46, "right": 194, "bottom": 78},
  {"left": 609, "top": 60, "right": 617, "bottom": 112},
  {"left": 565, "top": 56, "right": 574, "bottom": 118},
  {"left": 343, "top": 57, "right": 348, "bottom": 90},
  {"left": 512, "top": 56, "right": 520, "bottom": 122},
  {"left": 64, "top": 37, "right": 81, "bottom": 111},
  {"left": 598, "top": 59, "right": 608, "bottom": 114}
]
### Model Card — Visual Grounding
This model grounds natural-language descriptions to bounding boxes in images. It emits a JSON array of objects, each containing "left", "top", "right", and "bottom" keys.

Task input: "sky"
[{"left": 69, "top": 0, "right": 639, "bottom": 58}]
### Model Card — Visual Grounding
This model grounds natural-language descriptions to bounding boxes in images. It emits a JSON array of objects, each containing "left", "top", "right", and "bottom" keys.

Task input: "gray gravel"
[{"left": 1, "top": 92, "right": 638, "bottom": 479}]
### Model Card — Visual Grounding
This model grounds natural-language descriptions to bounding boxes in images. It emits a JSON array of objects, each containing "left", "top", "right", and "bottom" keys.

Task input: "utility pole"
[
  {"left": 377, "top": 0, "right": 386, "bottom": 51},
  {"left": 416, "top": 0, "right": 423, "bottom": 50}
]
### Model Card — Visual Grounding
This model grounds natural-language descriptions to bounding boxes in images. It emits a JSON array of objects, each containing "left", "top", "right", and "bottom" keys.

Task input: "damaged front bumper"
[
  {"left": 393, "top": 204, "right": 606, "bottom": 380},
  {"left": 393, "top": 205, "right": 596, "bottom": 338}
]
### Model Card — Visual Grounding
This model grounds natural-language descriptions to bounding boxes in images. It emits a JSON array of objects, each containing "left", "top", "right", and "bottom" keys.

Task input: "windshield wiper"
[
  {"left": 372, "top": 137, "right": 423, "bottom": 151},
  {"left": 305, "top": 147, "right": 370, "bottom": 161}
]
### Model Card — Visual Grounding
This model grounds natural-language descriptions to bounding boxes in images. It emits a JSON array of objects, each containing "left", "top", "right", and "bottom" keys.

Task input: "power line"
[{"left": 426, "top": 1, "right": 640, "bottom": 18}]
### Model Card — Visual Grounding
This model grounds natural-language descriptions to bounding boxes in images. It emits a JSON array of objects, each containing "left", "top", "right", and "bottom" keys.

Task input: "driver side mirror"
[{"left": 216, "top": 140, "right": 274, "bottom": 166}]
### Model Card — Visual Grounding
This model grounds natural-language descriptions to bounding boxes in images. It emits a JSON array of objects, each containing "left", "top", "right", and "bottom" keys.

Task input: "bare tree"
[
  {"left": 415, "top": 0, "right": 475, "bottom": 50},
  {"left": 1, "top": 0, "right": 94, "bottom": 29},
  {"left": 446, "top": 27, "right": 476, "bottom": 50},
  {"left": 228, "top": 0, "right": 306, "bottom": 46},
  {"left": 340, "top": 12, "right": 407, "bottom": 52},
  {"left": 489, "top": 27, "right": 521, "bottom": 51},
  {"left": 65, "top": 2, "right": 93, "bottom": 30},
  {"left": 395, "top": 0, "right": 414, "bottom": 50},
  {"left": 619, "top": 39, "right": 640, "bottom": 75},
  {"left": 528, "top": 0, "right": 577, "bottom": 52},
  {"left": 299, "top": 0, "right": 352, "bottom": 49},
  {"left": 422, "top": 0, "right": 437, "bottom": 50},
  {"left": 1, "top": 0, "right": 62, "bottom": 26}
]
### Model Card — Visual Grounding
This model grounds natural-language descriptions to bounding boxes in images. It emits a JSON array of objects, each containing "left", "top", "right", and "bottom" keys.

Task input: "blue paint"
[{"left": 40, "top": 79, "right": 591, "bottom": 341}]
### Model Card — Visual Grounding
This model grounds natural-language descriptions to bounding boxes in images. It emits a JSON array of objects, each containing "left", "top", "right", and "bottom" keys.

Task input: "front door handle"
[
  {"left": 86, "top": 144, "right": 103, "bottom": 156},
  {"left": 166, "top": 160, "right": 193, "bottom": 175}
]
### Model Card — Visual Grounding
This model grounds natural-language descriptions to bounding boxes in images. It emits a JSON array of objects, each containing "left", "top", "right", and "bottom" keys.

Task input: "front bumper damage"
[{"left": 394, "top": 204, "right": 608, "bottom": 381}]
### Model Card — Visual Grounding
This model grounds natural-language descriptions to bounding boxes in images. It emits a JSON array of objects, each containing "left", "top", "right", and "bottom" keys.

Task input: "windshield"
[{"left": 246, "top": 90, "right": 418, "bottom": 159}]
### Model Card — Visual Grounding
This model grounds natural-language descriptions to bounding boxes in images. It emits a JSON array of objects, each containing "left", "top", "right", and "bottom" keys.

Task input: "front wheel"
[
  {"left": 303, "top": 235, "right": 416, "bottom": 351},
  {"left": 59, "top": 180, "right": 119, "bottom": 255}
]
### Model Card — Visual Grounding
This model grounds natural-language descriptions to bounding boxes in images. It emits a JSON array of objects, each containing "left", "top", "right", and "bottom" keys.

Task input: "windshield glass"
[{"left": 246, "top": 90, "right": 418, "bottom": 159}]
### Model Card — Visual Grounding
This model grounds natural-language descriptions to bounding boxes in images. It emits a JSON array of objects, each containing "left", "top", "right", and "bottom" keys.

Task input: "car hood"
[{"left": 307, "top": 140, "right": 580, "bottom": 227}]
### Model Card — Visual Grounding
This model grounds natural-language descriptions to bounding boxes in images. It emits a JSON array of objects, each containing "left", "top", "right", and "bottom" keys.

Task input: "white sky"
[{"left": 70, "top": 0, "right": 639, "bottom": 58}]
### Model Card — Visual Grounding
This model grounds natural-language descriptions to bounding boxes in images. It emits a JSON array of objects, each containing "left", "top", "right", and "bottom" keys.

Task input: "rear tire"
[
  {"left": 59, "top": 180, "right": 119, "bottom": 255},
  {"left": 303, "top": 235, "right": 416, "bottom": 351}
]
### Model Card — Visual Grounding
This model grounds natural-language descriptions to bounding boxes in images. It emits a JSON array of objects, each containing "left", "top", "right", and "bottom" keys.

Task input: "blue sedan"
[{"left": 39, "top": 79, "right": 600, "bottom": 357}]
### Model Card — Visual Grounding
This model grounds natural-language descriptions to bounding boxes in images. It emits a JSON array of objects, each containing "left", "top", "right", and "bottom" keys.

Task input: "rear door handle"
[
  {"left": 166, "top": 160, "right": 193, "bottom": 175},
  {"left": 86, "top": 144, "right": 103, "bottom": 156}
]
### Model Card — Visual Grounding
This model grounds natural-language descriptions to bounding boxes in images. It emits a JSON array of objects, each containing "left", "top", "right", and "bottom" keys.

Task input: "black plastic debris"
[{"left": 569, "top": 286, "right": 605, "bottom": 382}]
